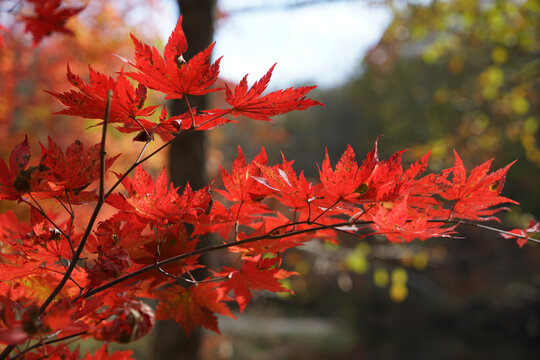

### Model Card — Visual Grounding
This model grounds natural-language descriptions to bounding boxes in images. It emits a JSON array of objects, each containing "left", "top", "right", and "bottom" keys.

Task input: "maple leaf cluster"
[{"left": 0, "top": 15, "right": 536, "bottom": 360}]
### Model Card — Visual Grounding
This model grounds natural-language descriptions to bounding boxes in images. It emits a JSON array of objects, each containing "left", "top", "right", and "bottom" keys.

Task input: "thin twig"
[
  {"left": 62, "top": 191, "right": 76, "bottom": 245},
  {"left": 24, "top": 196, "right": 74, "bottom": 255},
  {"left": 131, "top": 116, "right": 151, "bottom": 139},
  {"left": 233, "top": 200, "right": 244, "bottom": 241},
  {"left": 446, "top": 219, "right": 540, "bottom": 245},
  {"left": 192, "top": 109, "right": 232, "bottom": 129},
  {"left": 134, "top": 118, "right": 161, "bottom": 163},
  {"left": 311, "top": 198, "right": 341, "bottom": 224},
  {"left": 104, "top": 134, "right": 180, "bottom": 199}
]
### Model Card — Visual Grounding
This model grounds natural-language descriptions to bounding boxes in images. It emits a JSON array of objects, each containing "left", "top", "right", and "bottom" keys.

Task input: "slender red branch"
[
  {"left": 104, "top": 130, "right": 186, "bottom": 200},
  {"left": 23, "top": 196, "right": 74, "bottom": 254},
  {"left": 38, "top": 90, "right": 112, "bottom": 315}
]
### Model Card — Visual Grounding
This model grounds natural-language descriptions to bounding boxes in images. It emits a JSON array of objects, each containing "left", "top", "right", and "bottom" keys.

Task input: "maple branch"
[
  {"left": 104, "top": 130, "right": 185, "bottom": 199},
  {"left": 156, "top": 266, "right": 186, "bottom": 282},
  {"left": 0, "top": 346, "right": 15, "bottom": 359},
  {"left": 135, "top": 138, "right": 151, "bottom": 164},
  {"left": 194, "top": 109, "right": 233, "bottom": 129},
  {"left": 315, "top": 220, "right": 370, "bottom": 240},
  {"left": 46, "top": 264, "right": 84, "bottom": 291},
  {"left": 268, "top": 219, "right": 312, "bottom": 237},
  {"left": 233, "top": 200, "right": 245, "bottom": 240},
  {"left": 131, "top": 116, "right": 151, "bottom": 140},
  {"left": 444, "top": 219, "right": 540, "bottom": 245},
  {"left": 134, "top": 119, "right": 162, "bottom": 164},
  {"left": 311, "top": 198, "right": 342, "bottom": 224},
  {"left": 98, "top": 91, "right": 112, "bottom": 201},
  {"left": 38, "top": 90, "right": 112, "bottom": 316},
  {"left": 10, "top": 331, "right": 88, "bottom": 360},
  {"left": 58, "top": 191, "right": 76, "bottom": 245},
  {"left": 78, "top": 219, "right": 372, "bottom": 300},
  {"left": 348, "top": 204, "right": 376, "bottom": 223},
  {"left": 156, "top": 266, "right": 230, "bottom": 284},
  {"left": 77, "top": 216, "right": 540, "bottom": 301}
]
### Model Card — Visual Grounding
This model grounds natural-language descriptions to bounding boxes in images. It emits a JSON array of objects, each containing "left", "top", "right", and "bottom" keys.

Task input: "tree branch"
[
  {"left": 38, "top": 90, "right": 112, "bottom": 314},
  {"left": 77, "top": 216, "right": 539, "bottom": 301},
  {"left": 11, "top": 332, "right": 88, "bottom": 360}
]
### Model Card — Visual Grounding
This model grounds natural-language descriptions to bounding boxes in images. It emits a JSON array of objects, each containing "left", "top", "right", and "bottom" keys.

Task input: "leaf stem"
[{"left": 185, "top": 96, "right": 196, "bottom": 129}]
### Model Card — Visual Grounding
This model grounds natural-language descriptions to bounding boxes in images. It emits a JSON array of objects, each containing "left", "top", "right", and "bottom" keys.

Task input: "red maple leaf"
[
  {"left": 126, "top": 16, "right": 221, "bottom": 99},
  {"left": 48, "top": 65, "right": 159, "bottom": 132},
  {"left": 222, "top": 64, "right": 323, "bottom": 121},
  {"left": 217, "top": 146, "right": 272, "bottom": 203},
  {"left": 86, "top": 248, "right": 132, "bottom": 288},
  {"left": 0, "top": 136, "right": 55, "bottom": 201},
  {"left": 317, "top": 141, "right": 440, "bottom": 218},
  {"left": 317, "top": 140, "right": 381, "bottom": 206},
  {"left": 39, "top": 137, "right": 119, "bottom": 202},
  {"left": 0, "top": 299, "right": 89, "bottom": 347},
  {"left": 21, "top": 0, "right": 84, "bottom": 45},
  {"left": 354, "top": 144, "right": 438, "bottom": 208},
  {"left": 107, "top": 166, "right": 212, "bottom": 225},
  {"left": 319, "top": 145, "right": 360, "bottom": 202},
  {"left": 228, "top": 211, "right": 318, "bottom": 256},
  {"left": 500, "top": 218, "right": 540, "bottom": 248},
  {"left": 0, "top": 136, "right": 118, "bottom": 203},
  {"left": 216, "top": 255, "right": 296, "bottom": 312},
  {"left": 254, "top": 153, "right": 318, "bottom": 209},
  {"left": 371, "top": 197, "right": 456, "bottom": 243},
  {"left": 437, "top": 151, "right": 517, "bottom": 221},
  {"left": 0, "top": 136, "right": 31, "bottom": 200},
  {"left": 155, "top": 283, "right": 234, "bottom": 335},
  {"left": 137, "top": 222, "right": 202, "bottom": 276}
]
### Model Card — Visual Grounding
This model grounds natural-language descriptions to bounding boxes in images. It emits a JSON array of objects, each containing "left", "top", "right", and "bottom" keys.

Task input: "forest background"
[{"left": 1, "top": 0, "right": 539, "bottom": 359}]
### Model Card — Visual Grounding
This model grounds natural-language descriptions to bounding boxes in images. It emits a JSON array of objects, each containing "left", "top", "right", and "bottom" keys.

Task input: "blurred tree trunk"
[{"left": 152, "top": 1, "right": 216, "bottom": 359}]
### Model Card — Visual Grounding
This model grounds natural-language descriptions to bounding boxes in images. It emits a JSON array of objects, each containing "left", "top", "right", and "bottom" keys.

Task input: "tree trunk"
[{"left": 152, "top": 1, "right": 216, "bottom": 359}]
